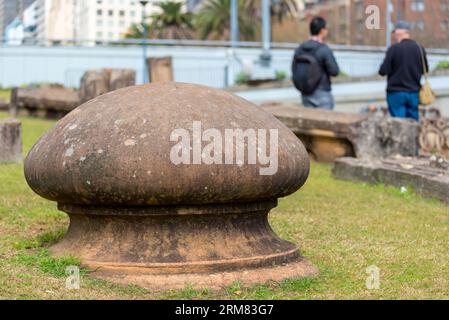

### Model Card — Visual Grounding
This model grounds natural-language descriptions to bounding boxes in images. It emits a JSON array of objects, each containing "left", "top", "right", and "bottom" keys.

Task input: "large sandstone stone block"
[
  {"left": 262, "top": 103, "right": 420, "bottom": 162},
  {"left": 16, "top": 86, "right": 79, "bottom": 119},
  {"left": 148, "top": 56, "right": 173, "bottom": 83},
  {"left": 78, "top": 70, "right": 110, "bottom": 104},
  {"left": 0, "top": 118, "right": 22, "bottom": 163},
  {"left": 354, "top": 116, "right": 420, "bottom": 159},
  {"left": 79, "top": 69, "right": 136, "bottom": 104}
]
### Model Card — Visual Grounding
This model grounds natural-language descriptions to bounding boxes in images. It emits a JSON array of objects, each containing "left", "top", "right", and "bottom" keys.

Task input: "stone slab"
[
  {"left": 0, "top": 118, "right": 22, "bottom": 163},
  {"left": 79, "top": 68, "right": 136, "bottom": 104},
  {"left": 332, "top": 156, "right": 449, "bottom": 203},
  {"left": 17, "top": 86, "right": 79, "bottom": 118},
  {"left": 262, "top": 103, "right": 420, "bottom": 162}
]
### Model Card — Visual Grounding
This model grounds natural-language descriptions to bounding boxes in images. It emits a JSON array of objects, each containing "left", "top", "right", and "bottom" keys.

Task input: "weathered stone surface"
[
  {"left": 0, "top": 118, "right": 22, "bottom": 163},
  {"left": 263, "top": 103, "right": 420, "bottom": 162},
  {"left": 354, "top": 115, "right": 420, "bottom": 160},
  {"left": 8, "top": 87, "right": 18, "bottom": 118},
  {"left": 262, "top": 103, "right": 365, "bottom": 162},
  {"left": 24, "top": 82, "right": 317, "bottom": 290},
  {"left": 148, "top": 56, "right": 174, "bottom": 83},
  {"left": 79, "top": 68, "right": 136, "bottom": 104},
  {"left": 332, "top": 156, "right": 449, "bottom": 203},
  {"left": 14, "top": 69, "right": 136, "bottom": 119},
  {"left": 420, "top": 108, "right": 449, "bottom": 158},
  {"left": 16, "top": 86, "right": 79, "bottom": 119},
  {"left": 78, "top": 70, "right": 109, "bottom": 104}
]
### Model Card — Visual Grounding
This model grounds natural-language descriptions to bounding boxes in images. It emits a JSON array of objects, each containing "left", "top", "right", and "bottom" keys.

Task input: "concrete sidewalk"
[{"left": 235, "top": 76, "right": 449, "bottom": 117}]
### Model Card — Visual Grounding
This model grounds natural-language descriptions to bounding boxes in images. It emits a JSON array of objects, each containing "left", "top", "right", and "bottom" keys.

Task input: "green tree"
[
  {"left": 124, "top": 23, "right": 149, "bottom": 39},
  {"left": 125, "top": 1, "right": 194, "bottom": 40},
  {"left": 194, "top": 0, "right": 256, "bottom": 40},
  {"left": 195, "top": 0, "right": 300, "bottom": 41},
  {"left": 150, "top": 1, "right": 194, "bottom": 39}
]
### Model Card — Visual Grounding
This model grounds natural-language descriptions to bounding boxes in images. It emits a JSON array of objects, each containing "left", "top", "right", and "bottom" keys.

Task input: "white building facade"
[
  {"left": 79, "top": 0, "right": 146, "bottom": 42},
  {"left": 33, "top": 0, "right": 173, "bottom": 44}
]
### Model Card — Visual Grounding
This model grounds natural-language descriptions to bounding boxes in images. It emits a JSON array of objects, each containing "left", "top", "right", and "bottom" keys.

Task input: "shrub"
[
  {"left": 275, "top": 70, "right": 287, "bottom": 81},
  {"left": 235, "top": 72, "right": 250, "bottom": 85},
  {"left": 435, "top": 61, "right": 449, "bottom": 70}
]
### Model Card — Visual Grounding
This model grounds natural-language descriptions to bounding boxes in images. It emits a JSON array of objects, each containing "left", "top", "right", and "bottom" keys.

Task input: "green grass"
[
  {"left": 0, "top": 89, "right": 11, "bottom": 102},
  {"left": 0, "top": 111, "right": 448, "bottom": 300}
]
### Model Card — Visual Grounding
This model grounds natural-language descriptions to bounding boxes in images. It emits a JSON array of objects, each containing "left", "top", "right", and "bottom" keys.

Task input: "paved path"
[{"left": 235, "top": 76, "right": 449, "bottom": 117}]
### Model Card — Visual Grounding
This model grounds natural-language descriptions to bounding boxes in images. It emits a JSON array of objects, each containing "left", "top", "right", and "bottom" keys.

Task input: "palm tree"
[
  {"left": 195, "top": 0, "right": 300, "bottom": 41},
  {"left": 247, "top": 0, "right": 300, "bottom": 23},
  {"left": 149, "top": 1, "right": 195, "bottom": 39},
  {"left": 124, "top": 23, "right": 149, "bottom": 39},
  {"left": 194, "top": 0, "right": 256, "bottom": 41},
  {"left": 125, "top": 1, "right": 194, "bottom": 40}
]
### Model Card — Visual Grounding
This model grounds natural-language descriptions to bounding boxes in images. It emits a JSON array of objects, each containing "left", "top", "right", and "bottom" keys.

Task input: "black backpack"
[{"left": 292, "top": 45, "right": 323, "bottom": 95}]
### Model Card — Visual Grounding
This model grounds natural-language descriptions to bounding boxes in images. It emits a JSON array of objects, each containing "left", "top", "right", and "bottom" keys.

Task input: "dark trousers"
[{"left": 386, "top": 91, "right": 420, "bottom": 121}]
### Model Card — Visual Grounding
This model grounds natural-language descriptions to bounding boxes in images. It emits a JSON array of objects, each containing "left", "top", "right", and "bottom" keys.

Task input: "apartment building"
[
  {"left": 300, "top": 0, "right": 351, "bottom": 45},
  {"left": 0, "top": 0, "right": 34, "bottom": 39},
  {"left": 33, "top": 0, "right": 173, "bottom": 44},
  {"left": 301, "top": 0, "right": 449, "bottom": 48},
  {"left": 77, "top": 0, "right": 150, "bottom": 42}
]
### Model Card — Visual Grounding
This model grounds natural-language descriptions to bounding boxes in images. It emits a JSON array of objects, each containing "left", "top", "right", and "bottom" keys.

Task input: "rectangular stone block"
[
  {"left": 79, "top": 68, "right": 136, "bottom": 104},
  {"left": 332, "top": 157, "right": 449, "bottom": 204},
  {"left": 0, "top": 118, "right": 22, "bottom": 163},
  {"left": 148, "top": 57, "right": 174, "bottom": 83},
  {"left": 263, "top": 103, "right": 420, "bottom": 162}
]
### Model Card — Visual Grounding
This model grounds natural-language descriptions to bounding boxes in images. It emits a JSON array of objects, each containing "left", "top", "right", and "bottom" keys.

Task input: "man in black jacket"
[
  {"left": 379, "top": 21, "right": 428, "bottom": 121},
  {"left": 293, "top": 17, "right": 340, "bottom": 109}
]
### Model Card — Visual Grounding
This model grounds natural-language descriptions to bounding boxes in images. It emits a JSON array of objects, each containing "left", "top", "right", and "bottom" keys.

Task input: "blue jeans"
[
  {"left": 302, "top": 89, "right": 335, "bottom": 110},
  {"left": 386, "top": 91, "right": 420, "bottom": 121}
]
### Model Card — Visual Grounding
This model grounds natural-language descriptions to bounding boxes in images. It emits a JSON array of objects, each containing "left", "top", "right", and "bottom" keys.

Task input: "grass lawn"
[
  {"left": 0, "top": 111, "right": 448, "bottom": 300},
  {"left": 0, "top": 89, "right": 11, "bottom": 102}
]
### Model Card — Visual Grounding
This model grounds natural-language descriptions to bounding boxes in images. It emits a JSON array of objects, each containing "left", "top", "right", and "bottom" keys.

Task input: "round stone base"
[
  {"left": 50, "top": 201, "right": 318, "bottom": 290},
  {"left": 84, "top": 258, "right": 318, "bottom": 291}
]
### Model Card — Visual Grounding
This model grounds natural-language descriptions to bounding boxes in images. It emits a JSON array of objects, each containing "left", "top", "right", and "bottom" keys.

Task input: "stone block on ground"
[
  {"left": 262, "top": 103, "right": 366, "bottom": 162},
  {"left": 79, "top": 68, "right": 136, "bottom": 104},
  {"left": 354, "top": 116, "right": 420, "bottom": 159},
  {"left": 17, "top": 86, "right": 79, "bottom": 118},
  {"left": 148, "top": 56, "right": 173, "bottom": 83},
  {"left": 332, "top": 156, "right": 449, "bottom": 203},
  {"left": 0, "top": 118, "right": 22, "bottom": 163},
  {"left": 262, "top": 103, "right": 420, "bottom": 162},
  {"left": 109, "top": 69, "right": 136, "bottom": 91},
  {"left": 78, "top": 70, "right": 110, "bottom": 104},
  {"left": 419, "top": 109, "right": 449, "bottom": 159}
]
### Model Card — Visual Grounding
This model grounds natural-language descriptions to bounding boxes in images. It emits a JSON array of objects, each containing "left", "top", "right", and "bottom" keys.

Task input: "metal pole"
[
  {"left": 140, "top": 1, "right": 149, "bottom": 83},
  {"left": 230, "top": 0, "right": 238, "bottom": 47},
  {"left": 386, "top": 0, "right": 392, "bottom": 47},
  {"left": 261, "top": 0, "right": 271, "bottom": 64}
]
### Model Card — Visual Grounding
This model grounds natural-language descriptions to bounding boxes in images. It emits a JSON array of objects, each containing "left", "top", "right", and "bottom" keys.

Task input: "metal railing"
[{"left": 2, "top": 37, "right": 449, "bottom": 54}]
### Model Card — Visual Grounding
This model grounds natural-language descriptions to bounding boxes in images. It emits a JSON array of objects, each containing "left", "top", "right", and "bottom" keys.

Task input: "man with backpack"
[
  {"left": 379, "top": 21, "right": 429, "bottom": 122},
  {"left": 292, "top": 17, "right": 340, "bottom": 110}
]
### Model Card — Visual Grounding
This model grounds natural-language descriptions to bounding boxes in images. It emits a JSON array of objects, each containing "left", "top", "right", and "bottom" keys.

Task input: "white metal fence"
[{"left": 0, "top": 41, "right": 448, "bottom": 89}]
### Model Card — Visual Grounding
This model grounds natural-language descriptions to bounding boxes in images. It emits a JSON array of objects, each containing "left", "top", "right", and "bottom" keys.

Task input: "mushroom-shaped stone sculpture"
[{"left": 24, "top": 82, "right": 317, "bottom": 290}]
